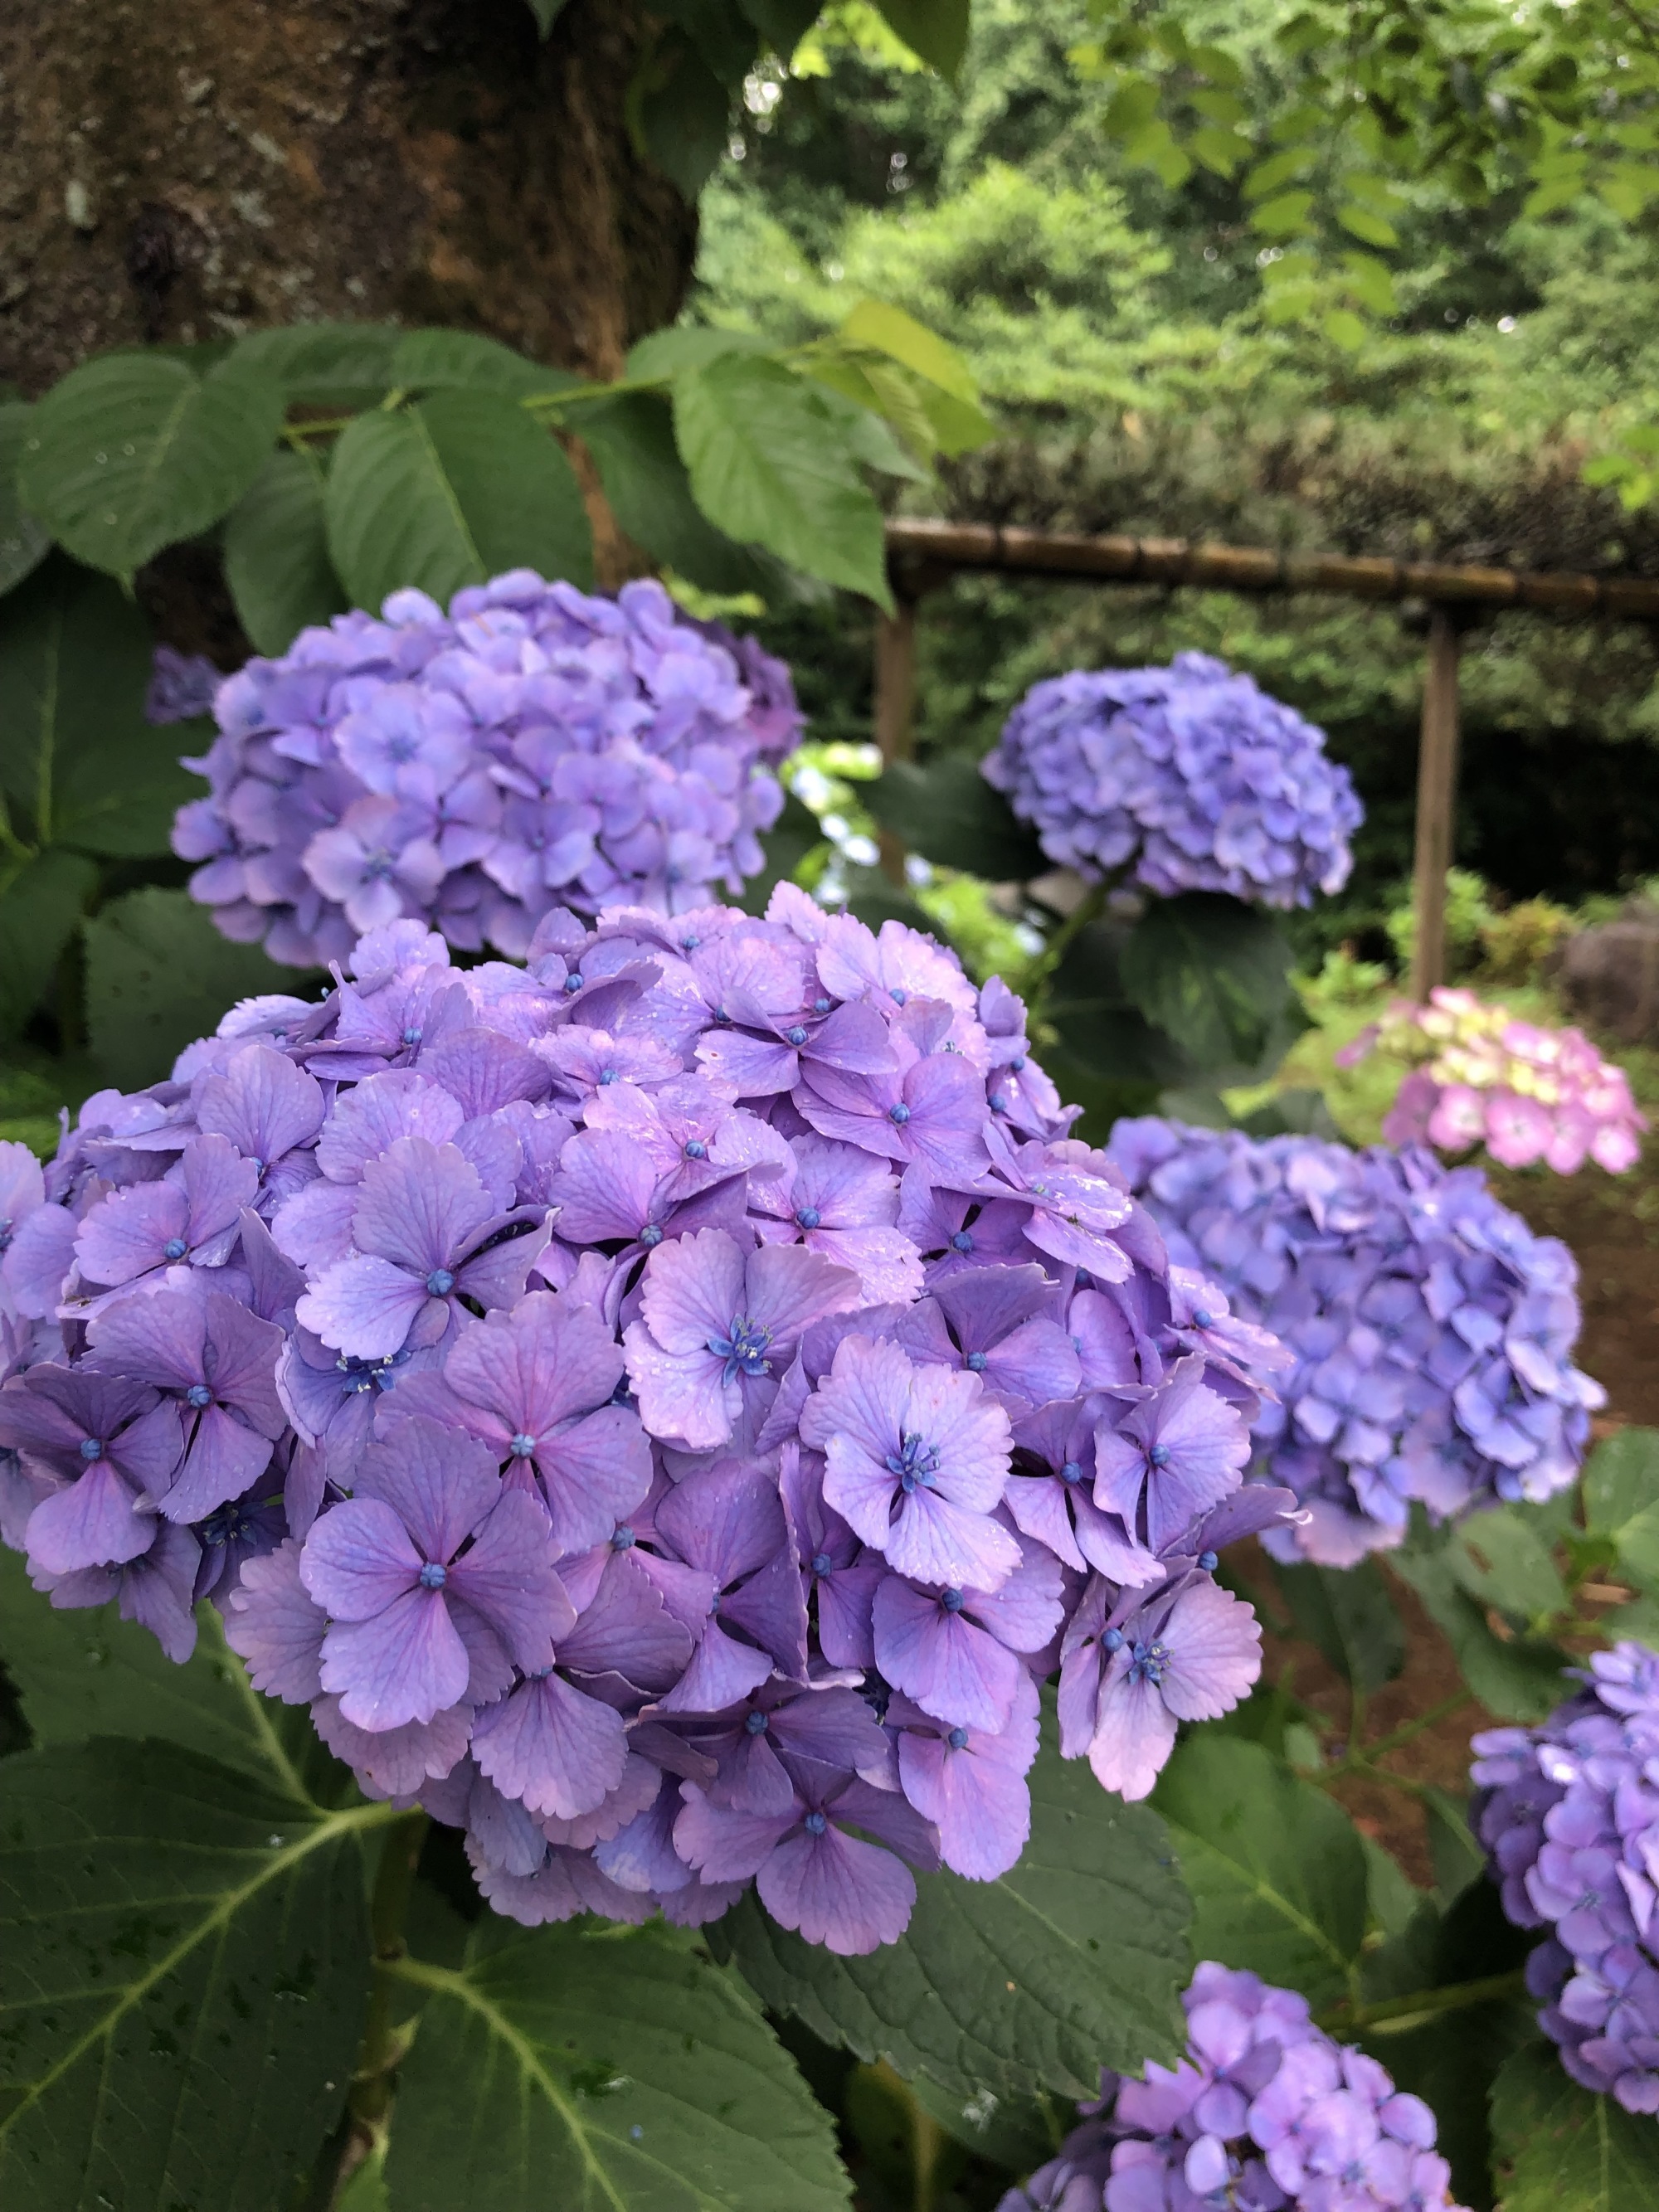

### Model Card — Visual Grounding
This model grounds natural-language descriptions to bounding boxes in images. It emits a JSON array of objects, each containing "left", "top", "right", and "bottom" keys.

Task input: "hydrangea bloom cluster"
[
  {"left": 0, "top": 897, "right": 1292, "bottom": 1954},
  {"left": 998, "top": 1962, "right": 1465, "bottom": 2212},
  {"left": 982, "top": 652, "right": 1363, "bottom": 909},
  {"left": 1340, "top": 988, "right": 1646, "bottom": 1177},
  {"left": 1108, "top": 1120, "right": 1601, "bottom": 1568},
  {"left": 1472, "top": 1641, "right": 1659, "bottom": 2113},
  {"left": 173, "top": 571, "right": 802, "bottom": 969}
]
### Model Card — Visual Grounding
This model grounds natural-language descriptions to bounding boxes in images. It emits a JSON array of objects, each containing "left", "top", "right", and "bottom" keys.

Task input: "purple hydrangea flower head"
[
  {"left": 1, "top": 892, "right": 1295, "bottom": 1951},
  {"left": 1111, "top": 1121, "right": 1601, "bottom": 1566},
  {"left": 984, "top": 654, "right": 1364, "bottom": 909},
  {"left": 173, "top": 572, "right": 800, "bottom": 964},
  {"left": 998, "top": 1962, "right": 1465, "bottom": 2212},
  {"left": 1472, "top": 1639, "right": 1659, "bottom": 2112}
]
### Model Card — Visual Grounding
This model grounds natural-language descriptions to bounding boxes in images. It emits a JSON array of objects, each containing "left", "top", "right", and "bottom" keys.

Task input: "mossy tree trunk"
[{"left": 0, "top": 0, "right": 697, "bottom": 393}]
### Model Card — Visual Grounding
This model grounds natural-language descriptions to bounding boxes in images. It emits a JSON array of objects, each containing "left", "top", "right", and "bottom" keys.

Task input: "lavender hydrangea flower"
[
  {"left": 174, "top": 572, "right": 799, "bottom": 964},
  {"left": 1472, "top": 1640, "right": 1659, "bottom": 2112},
  {"left": 999, "top": 1962, "right": 1465, "bottom": 2212},
  {"left": 1112, "top": 1121, "right": 1601, "bottom": 1566},
  {"left": 1, "top": 888, "right": 1292, "bottom": 1953},
  {"left": 984, "top": 653, "right": 1363, "bottom": 909}
]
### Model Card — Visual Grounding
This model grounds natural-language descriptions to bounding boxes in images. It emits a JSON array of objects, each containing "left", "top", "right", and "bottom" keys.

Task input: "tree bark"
[{"left": 0, "top": 0, "right": 698, "bottom": 395}]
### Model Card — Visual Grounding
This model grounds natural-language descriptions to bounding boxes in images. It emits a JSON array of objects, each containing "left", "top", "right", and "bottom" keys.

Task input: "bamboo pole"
[
  {"left": 882, "top": 517, "right": 1659, "bottom": 620},
  {"left": 1411, "top": 610, "right": 1462, "bottom": 1000},
  {"left": 873, "top": 596, "right": 918, "bottom": 885}
]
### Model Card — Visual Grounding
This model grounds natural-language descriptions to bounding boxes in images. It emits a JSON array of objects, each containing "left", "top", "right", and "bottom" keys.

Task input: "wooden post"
[
  {"left": 1411, "top": 607, "right": 1462, "bottom": 1001},
  {"left": 873, "top": 596, "right": 918, "bottom": 884}
]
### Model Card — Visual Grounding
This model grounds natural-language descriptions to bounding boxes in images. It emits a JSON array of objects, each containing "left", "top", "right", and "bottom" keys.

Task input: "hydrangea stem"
[
  {"left": 348, "top": 1811, "right": 430, "bottom": 2138},
  {"left": 1316, "top": 1967, "right": 1530, "bottom": 2036},
  {"left": 1026, "top": 877, "right": 1112, "bottom": 1023},
  {"left": 1315, "top": 1689, "right": 1476, "bottom": 1790}
]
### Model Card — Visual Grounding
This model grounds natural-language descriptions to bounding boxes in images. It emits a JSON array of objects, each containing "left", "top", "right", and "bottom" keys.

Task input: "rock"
[{"left": 1554, "top": 900, "right": 1659, "bottom": 1044}]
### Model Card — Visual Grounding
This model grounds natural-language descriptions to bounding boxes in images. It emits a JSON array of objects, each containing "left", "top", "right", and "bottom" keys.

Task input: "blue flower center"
[
  {"left": 362, "top": 852, "right": 393, "bottom": 881},
  {"left": 745, "top": 1710, "right": 769, "bottom": 1736},
  {"left": 889, "top": 987, "right": 907, "bottom": 1005},
  {"left": 886, "top": 1432, "right": 941, "bottom": 1493},
  {"left": 426, "top": 1268, "right": 455, "bottom": 1296},
  {"left": 599, "top": 1068, "right": 618, "bottom": 1085},
  {"left": 1199, "top": 1549, "right": 1219, "bottom": 1572},
  {"left": 684, "top": 1139, "right": 708, "bottom": 1159},
  {"left": 1191, "top": 1310, "right": 1214, "bottom": 1330},
  {"left": 1061, "top": 1460, "right": 1083, "bottom": 1484},
  {"left": 810, "top": 1552, "right": 834, "bottom": 1577},
  {"left": 947, "top": 1726, "right": 969, "bottom": 1750},
  {"left": 1010, "top": 1055, "right": 1026, "bottom": 1072},
  {"left": 201, "top": 1501, "right": 249, "bottom": 1546},
  {"left": 611, "top": 1524, "right": 635, "bottom": 1549},
  {"left": 1102, "top": 1628, "right": 1124, "bottom": 1653},
  {"left": 888, "top": 1101, "right": 911, "bottom": 1124},
  {"left": 1127, "top": 1637, "right": 1170, "bottom": 1685},
  {"left": 786, "top": 1027, "right": 808, "bottom": 1047},
  {"left": 1148, "top": 1443, "right": 1170, "bottom": 1468},
  {"left": 564, "top": 973, "right": 583, "bottom": 993},
  {"left": 337, "top": 1351, "right": 406, "bottom": 1396},
  {"left": 814, "top": 997, "right": 831, "bottom": 1014},
  {"left": 186, "top": 1384, "right": 213, "bottom": 1409},
  {"left": 681, "top": 935, "right": 701, "bottom": 952},
  {"left": 80, "top": 1437, "right": 104, "bottom": 1461},
  {"left": 951, "top": 1230, "right": 974, "bottom": 1253},
  {"left": 401, "top": 1025, "right": 422, "bottom": 1046},
  {"left": 509, "top": 1433, "right": 538, "bottom": 1457},
  {"left": 387, "top": 734, "right": 418, "bottom": 763},
  {"left": 941, "top": 1587, "right": 966, "bottom": 1613},
  {"left": 795, "top": 1206, "right": 821, "bottom": 1229},
  {"left": 418, "top": 1561, "right": 448, "bottom": 1590},
  {"left": 804, "top": 1811, "right": 828, "bottom": 1835},
  {"left": 640, "top": 1223, "right": 664, "bottom": 1247},
  {"left": 988, "top": 1091, "right": 1008, "bottom": 1113},
  {"left": 966, "top": 1351, "right": 988, "bottom": 1372},
  {"left": 163, "top": 1237, "right": 189, "bottom": 1262},
  {"left": 708, "top": 1314, "right": 774, "bottom": 1382}
]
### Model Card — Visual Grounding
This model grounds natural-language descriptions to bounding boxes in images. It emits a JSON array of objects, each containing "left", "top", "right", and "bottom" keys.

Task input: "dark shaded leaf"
[
  {"left": 1277, "top": 1557, "right": 1406, "bottom": 1694},
  {"left": 0, "top": 848, "right": 95, "bottom": 1036},
  {"left": 865, "top": 758, "right": 1045, "bottom": 880},
  {"left": 85, "top": 885, "right": 322, "bottom": 1091},
  {"left": 223, "top": 448, "right": 348, "bottom": 655},
  {"left": 0, "top": 1738, "right": 377, "bottom": 2209},
  {"left": 1490, "top": 2039, "right": 1659, "bottom": 2210},
  {"left": 712, "top": 1719, "right": 1190, "bottom": 2099},
  {"left": 0, "top": 553, "right": 193, "bottom": 858},
  {"left": 523, "top": 0, "right": 572, "bottom": 31},
  {"left": 228, "top": 320, "right": 400, "bottom": 403},
  {"left": 386, "top": 1918, "right": 851, "bottom": 2211},
  {"left": 0, "top": 404, "right": 50, "bottom": 596},
  {"left": 1118, "top": 892, "right": 1298, "bottom": 1079},
  {"left": 18, "top": 352, "right": 282, "bottom": 576},
  {"left": 1044, "top": 917, "right": 1189, "bottom": 1088},
  {"left": 574, "top": 390, "right": 769, "bottom": 596},
  {"left": 326, "top": 391, "right": 593, "bottom": 614},
  {"left": 0, "top": 1542, "right": 320, "bottom": 1790},
  {"left": 637, "top": 30, "right": 733, "bottom": 199},
  {"left": 389, "top": 328, "right": 581, "bottom": 399},
  {"left": 1389, "top": 1538, "right": 1569, "bottom": 1722},
  {"left": 674, "top": 354, "right": 892, "bottom": 605},
  {"left": 1153, "top": 1733, "right": 1368, "bottom": 2008},
  {"left": 737, "top": 0, "right": 823, "bottom": 54}
]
